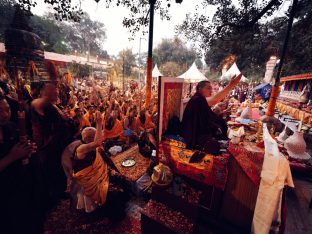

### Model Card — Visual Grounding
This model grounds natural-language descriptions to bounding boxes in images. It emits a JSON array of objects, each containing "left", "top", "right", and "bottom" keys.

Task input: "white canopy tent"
[
  {"left": 178, "top": 62, "right": 207, "bottom": 83},
  {"left": 152, "top": 64, "right": 163, "bottom": 77},
  {"left": 220, "top": 62, "right": 248, "bottom": 82},
  {"left": 144, "top": 64, "right": 163, "bottom": 83}
]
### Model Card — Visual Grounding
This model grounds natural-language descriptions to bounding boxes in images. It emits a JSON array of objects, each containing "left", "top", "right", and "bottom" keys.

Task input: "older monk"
[{"left": 182, "top": 74, "right": 242, "bottom": 154}]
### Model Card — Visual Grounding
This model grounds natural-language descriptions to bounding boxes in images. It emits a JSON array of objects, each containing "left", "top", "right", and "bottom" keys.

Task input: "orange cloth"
[
  {"left": 79, "top": 117, "right": 91, "bottom": 130},
  {"left": 73, "top": 149, "right": 109, "bottom": 206},
  {"left": 136, "top": 114, "right": 155, "bottom": 133},
  {"left": 66, "top": 71, "right": 72, "bottom": 85},
  {"left": 104, "top": 119, "right": 123, "bottom": 140},
  {"left": 84, "top": 112, "right": 95, "bottom": 124},
  {"left": 69, "top": 109, "right": 76, "bottom": 118},
  {"left": 267, "top": 86, "right": 280, "bottom": 116}
]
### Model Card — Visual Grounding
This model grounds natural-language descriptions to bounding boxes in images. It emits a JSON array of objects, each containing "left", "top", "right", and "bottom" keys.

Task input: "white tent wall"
[
  {"left": 220, "top": 62, "right": 248, "bottom": 82},
  {"left": 144, "top": 64, "right": 163, "bottom": 83},
  {"left": 178, "top": 61, "right": 207, "bottom": 83}
]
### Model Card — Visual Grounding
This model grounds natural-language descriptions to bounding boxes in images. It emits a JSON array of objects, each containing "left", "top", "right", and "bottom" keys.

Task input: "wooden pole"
[
  {"left": 266, "top": 0, "right": 298, "bottom": 116},
  {"left": 145, "top": 0, "right": 156, "bottom": 107}
]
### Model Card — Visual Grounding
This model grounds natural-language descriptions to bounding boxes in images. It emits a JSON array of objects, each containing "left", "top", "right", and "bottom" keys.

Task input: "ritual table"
[
  {"left": 159, "top": 142, "right": 229, "bottom": 190},
  {"left": 110, "top": 145, "right": 150, "bottom": 183},
  {"left": 159, "top": 142, "right": 229, "bottom": 217},
  {"left": 220, "top": 142, "right": 264, "bottom": 230}
]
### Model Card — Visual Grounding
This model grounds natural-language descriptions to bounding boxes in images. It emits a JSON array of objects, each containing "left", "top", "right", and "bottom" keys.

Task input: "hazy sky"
[{"left": 31, "top": 0, "right": 217, "bottom": 56}]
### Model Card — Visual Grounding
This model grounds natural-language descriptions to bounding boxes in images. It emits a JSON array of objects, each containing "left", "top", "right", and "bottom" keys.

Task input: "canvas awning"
[
  {"left": 220, "top": 62, "right": 248, "bottom": 82},
  {"left": 44, "top": 51, "right": 72, "bottom": 63},
  {"left": 178, "top": 61, "right": 207, "bottom": 83},
  {"left": 152, "top": 64, "right": 163, "bottom": 78},
  {"left": 280, "top": 73, "right": 312, "bottom": 82}
]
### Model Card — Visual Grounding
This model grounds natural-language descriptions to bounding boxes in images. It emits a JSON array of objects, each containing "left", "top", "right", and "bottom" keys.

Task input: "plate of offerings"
[{"left": 121, "top": 158, "right": 136, "bottom": 167}]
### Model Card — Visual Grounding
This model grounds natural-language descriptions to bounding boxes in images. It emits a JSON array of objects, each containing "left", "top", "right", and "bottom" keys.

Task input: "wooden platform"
[{"left": 285, "top": 175, "right": 312, "bottom": 234}]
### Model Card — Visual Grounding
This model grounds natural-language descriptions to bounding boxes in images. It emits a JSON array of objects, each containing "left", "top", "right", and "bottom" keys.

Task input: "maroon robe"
[
  {"left": 181, "top": 92, "right": 227, "bottom": 154},
  {"left": 31, "top": 102, "right": 72, "bottom": 204}
]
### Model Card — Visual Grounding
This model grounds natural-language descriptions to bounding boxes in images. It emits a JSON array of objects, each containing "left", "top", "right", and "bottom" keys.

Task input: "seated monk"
[
  {"left": 104, "top": 115, "right": 123, "bottom": 141},
  {"left": 84, "top": 105, "right": 96, "bottom": 127},
  {"left": 136, "top": 109, "right": 155, "bottom": 134},
  {"left": 123, "top": 107, "right": 138, "bottom": 144},
  {"left": 136, "top": 109, "right": 157, "bottom": 148},
  {"left": 73, "top": 111, "right": 109, "bottom": 212},
  {"left": 74, "top": 108, "right": 91, "bottom": 131},
  {"left": 182, "top": 74, "right": 242, "bottom": 155}
]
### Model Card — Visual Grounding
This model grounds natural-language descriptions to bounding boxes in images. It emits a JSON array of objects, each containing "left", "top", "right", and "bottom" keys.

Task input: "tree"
[
  {"left": 30, "top": 15, "right": 69, "bottom": 53},
  {"left": 154, "top": 37, "right": 197, "bottom": 68},
  {"left": 0, "top": 0, "right": 17, "bottom": 41},
  {"left": 0, "top": 2, "right": 109, "bottom": 58},
  {"left": 195, "top": 58, "right": 203, "bottom": 70},
  {"left": 15, "top": 0, "right": 285, "bottom": 37},
  {"left": 16, "top": 0, "right": 175, "bottom": 37},
  {"left": 178, "top": 0, "right": 312, "bottom": 77},
  {"left": 177, "top": 1, "right": 282, "bottom": 75},
  {"left": 160, "top": 61, "right": 181, "bottom": 77},
  {"left": 49, "top": 12, "right": 107, "bottom": 58},
  {"left": 118, "top": 49, "right": 137, "bottom": 77},
  {"left": 11, "top": 0, "right": 312, "bottom": 77},
  {"left": 70, "top": 62, "right": 92, "bottom": 77}
]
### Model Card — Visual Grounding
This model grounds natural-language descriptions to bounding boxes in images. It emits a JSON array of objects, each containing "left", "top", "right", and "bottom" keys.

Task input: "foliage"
[
  {"left": 152, "top": 37, "right": 200, "bottom": 76},
  {"left": 10, "top": 0, "right": 312, "bottom": 77},
  {"left": 29, "top": 15, "right": 69, "bottom": 53},
  {"left": 118, "top": 48, "right": 137, "bottom": 77},
  {"left": 52, "top": 12, "right": 107, "bottom": 57},
  {"left": 160, "top": 61, "right": 181, "bottom": 77},
  {"left": 282, "top": 0, "right": 312, "bottom": 75},
  {"left": 205, "top": 70, "right": 221, "bottom": 82},
  {"left": 69, "top": 62, "right": 92, "bottom": 77},
  {"left": 0, "top": 0, "right": 15, "bottom": 41},
  {"left": 177, "top": 0, "right": 312, "bottom": 77},
  {"left": 195, "top": 58, "right": 203, "bottom": 69},
  {"left": 153, "top": 37, "right": 197, "bottom": 67},
  {"left": 0, "top": 2, "right": 109, "bottom": 59},
  {"left": 16, "top": 0, "right": 178, "bottom": 37},
  {"left": 130, "top": 68, "right": 140, "bottom": 80}
]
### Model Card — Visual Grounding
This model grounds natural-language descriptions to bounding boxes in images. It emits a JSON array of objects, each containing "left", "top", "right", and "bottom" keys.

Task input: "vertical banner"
[{"left": 158, "top": 77, "right": 184, "bottom": 142}]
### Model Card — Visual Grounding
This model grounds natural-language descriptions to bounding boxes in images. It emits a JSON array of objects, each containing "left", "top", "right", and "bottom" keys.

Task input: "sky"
[{"left": 31, "top": 0, "right": 217, "bottom": 56}]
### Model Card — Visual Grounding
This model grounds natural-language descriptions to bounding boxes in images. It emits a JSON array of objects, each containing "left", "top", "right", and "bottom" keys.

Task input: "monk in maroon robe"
[
  {"left": 182, "top": 74, "right": 242, "bottom": 155},
  {"left": 31, "top": 83, "right": 74, "bottom": 208}
]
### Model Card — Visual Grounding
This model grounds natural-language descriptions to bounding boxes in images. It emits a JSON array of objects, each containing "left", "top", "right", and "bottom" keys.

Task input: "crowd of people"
[
  {"left": 0, "top": 72, "right": 267, "bottom": 234},
  {"left": 0, "top": 74, "right": 159, "bottom": 233}
]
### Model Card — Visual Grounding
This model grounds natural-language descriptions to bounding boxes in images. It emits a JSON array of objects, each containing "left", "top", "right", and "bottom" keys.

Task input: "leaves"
[
  {"left": 4, "top": 0, "right": 312, "bottom": 78},
  {"left": 154, "top": 37, "right": 197, "bottom": 67},
  {"left": 118, "top": 48, "right": 137, "bottom": 77},
  {"left": 177, "top": 0, "right": 312, "bottom": 77}
]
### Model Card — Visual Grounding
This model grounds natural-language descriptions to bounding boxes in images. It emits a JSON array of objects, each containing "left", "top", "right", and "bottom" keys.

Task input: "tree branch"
[{"left": 215, "top": 0, "right": 282, "bottom": 35}]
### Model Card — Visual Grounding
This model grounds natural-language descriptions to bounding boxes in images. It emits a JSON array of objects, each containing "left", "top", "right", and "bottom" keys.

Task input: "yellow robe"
[
  {"left": 136, "top": 114, "right": 155, "bottom": 133},
  {"left": 72, "top": 149, "right": 109, "bottom": 206},
  {"left": 104, "top": 119, "right": 123, "bottom": 140}
]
